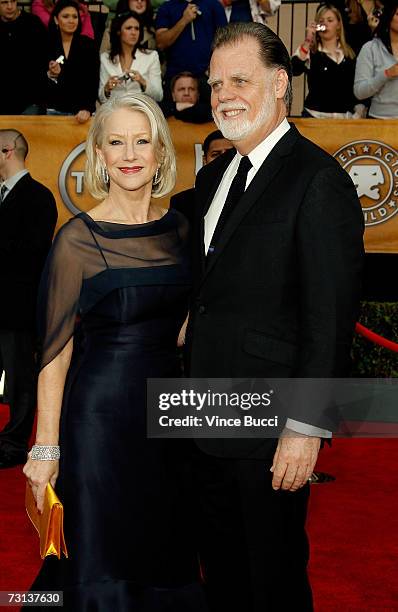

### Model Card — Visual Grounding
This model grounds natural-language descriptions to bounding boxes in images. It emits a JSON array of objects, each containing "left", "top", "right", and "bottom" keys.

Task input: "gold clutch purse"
[{"left": 25, "top": 483, "right": 68, "bottom": 559}]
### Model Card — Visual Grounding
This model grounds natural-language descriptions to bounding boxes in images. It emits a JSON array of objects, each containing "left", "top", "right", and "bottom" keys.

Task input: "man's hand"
[
  {"left": 182, "top": 2, "right": 199, "bottom": 24},
  {"left": 176, "top": 102, "right": 194, "bottom": 111},
  {"left": 177, "top": 315, "right": 189, "bottom": 347},
  {"left": 270, "top": 428, "right": 320, "bottom": 491},
  {"left": 75, "top": 110, "right": 91, "bottom": 124},
  {"left": 257, "top": 0, "right": 271, "bottom": 13}
]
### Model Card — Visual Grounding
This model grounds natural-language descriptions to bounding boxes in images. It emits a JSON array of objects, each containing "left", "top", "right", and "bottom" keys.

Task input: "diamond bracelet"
[{"left": 30, "top": 445, "right": 60, "bottom": 461}]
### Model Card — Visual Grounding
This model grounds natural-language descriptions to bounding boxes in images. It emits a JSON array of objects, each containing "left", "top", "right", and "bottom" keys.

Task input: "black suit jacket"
[
  {"left": 0, "top": 11, "right": 48, "bottom": 114},
  {"left": 186, "top": 123, "right": 364, "bottom": 457},
  {"left": 170, "top": 188, "right": 195, "bottom": 225},
  {"left": 0, "top": 174, "right": 58, "bottom": 331},
  {"left": 47, "top": 34, "right": 99, "bottom": 114}
]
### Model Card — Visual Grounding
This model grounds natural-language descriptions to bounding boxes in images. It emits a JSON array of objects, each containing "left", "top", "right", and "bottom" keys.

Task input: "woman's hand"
[
  {"left": 48, "top": 60, "right": 61, "bottom": 79},
  {"left": 298, "top": 22, "right": 316, "bottom": 59},
  {"left": 23, "top": 455, "right": 59, "bottom": 514},
  {"left": 304, "top": 21, "right": 317, "bottom": 45},
  {"left": 129, "top": 71, "right": 146, "bottom": 92},
  {"left": 385, "top": 63, "right": 398, "bottom": 79},
  {"left": 75, "top": 110, "right": 91, "bottom": 123},
  {"left": 104, "top": 76, "right": 120, "bottom": 98},
  {"left": 367, "top": 11, "right": 379, "bottom": 30}
]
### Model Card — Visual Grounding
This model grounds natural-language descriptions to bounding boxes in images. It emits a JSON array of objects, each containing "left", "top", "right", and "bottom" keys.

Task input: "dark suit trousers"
[
  {"left": 191, "top": 449, "right": 313, "bottom": 612},
  {"left": 0, "top": 329, "right": 37, "bottom": 454}
]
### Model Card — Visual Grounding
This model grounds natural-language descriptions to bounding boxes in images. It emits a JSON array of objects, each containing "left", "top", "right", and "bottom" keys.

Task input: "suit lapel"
[
  {"left": 201, "top": 124, "right": 300, "bottom": 284},
  {"left": 0, "top": 173, "right": 31, "bottom": 212}
]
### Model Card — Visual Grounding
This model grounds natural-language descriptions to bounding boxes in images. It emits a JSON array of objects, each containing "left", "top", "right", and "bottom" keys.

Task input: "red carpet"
[{"left": 1, "top": 403, "right": 397, "bottom": 610}]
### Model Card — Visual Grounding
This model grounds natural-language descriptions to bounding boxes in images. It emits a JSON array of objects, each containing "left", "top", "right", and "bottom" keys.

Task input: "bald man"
[{"left": 0, "top": 129, "right": 57, "bottom": 468}]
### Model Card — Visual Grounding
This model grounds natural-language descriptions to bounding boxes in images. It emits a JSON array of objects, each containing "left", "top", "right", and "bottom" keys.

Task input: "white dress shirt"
[
  {"left": 204, "top": 118, "right": 331, "bottom": 438},
  {"left": 204, "top": 118, "right": 290, "bottom": 253},
  {"left": 0, "top": 169, "right": 29, "bottom": 202}
]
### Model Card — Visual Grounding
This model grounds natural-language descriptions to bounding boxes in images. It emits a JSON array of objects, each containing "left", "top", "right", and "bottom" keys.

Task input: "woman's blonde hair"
[
  {"left": 85, "top": 93, "right": 176, "bottom": 200},
  {"left": 314, "top": 4, "right": 356, "bottom": 60}
]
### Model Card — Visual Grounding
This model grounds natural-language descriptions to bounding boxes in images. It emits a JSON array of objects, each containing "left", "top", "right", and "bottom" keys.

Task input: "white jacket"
[{"left": 99, "top": 49, "right": 163, "bottom": 104}]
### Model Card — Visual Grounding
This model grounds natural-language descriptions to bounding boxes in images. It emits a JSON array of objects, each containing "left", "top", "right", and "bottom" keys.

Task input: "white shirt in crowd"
[{"left": 99, "top": 49, "right": 163, "bottom": 104}]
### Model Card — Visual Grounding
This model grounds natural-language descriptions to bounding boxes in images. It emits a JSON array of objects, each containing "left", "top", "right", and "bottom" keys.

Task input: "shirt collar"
[
  {"left": 317, "top": 42, "right": 344, "bottom": 64},
  {"left": 235, "top": 118, "right": 290, "bottom": 171},
  {"left": 2, "top": 168, "right": 29, "bottom": 193}
]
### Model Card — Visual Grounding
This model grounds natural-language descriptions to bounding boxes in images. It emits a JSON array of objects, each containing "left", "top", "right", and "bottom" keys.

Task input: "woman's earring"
[
  {"left": 101, "top": 165, "right": 109, "bottom": 184},
  {"left": 153, "top": 167, "right": 161, "bottom": 186}
]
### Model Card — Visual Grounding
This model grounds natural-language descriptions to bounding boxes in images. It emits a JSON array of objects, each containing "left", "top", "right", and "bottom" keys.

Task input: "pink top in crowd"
[{"left": 31, "top": 0, "right": 95, "bottom": 39}]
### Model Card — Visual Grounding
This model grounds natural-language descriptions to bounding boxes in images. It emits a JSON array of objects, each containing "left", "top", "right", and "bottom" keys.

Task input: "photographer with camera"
[
  {"left": 333, "top": 0, "right": 383, "bottom": 55},
  {"left": 292, "top": 3, "right": 364, "bottom": 118},
  {"left": 155, "top": 0, "right": 226, "bottom": 85},
  {"left": 99, "top": 10, "right": 162, "bottom": 103}
]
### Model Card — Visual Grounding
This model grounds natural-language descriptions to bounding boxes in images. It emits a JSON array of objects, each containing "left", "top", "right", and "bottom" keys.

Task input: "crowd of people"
[
  {"left": 0, "top": 18, "right": 367, "bottom": 611},
  {"left": 292, "top": 0, "right": 398, "bottom": 118},
  {"left": 2, "top": 0, "right": 397, "bottom": 119}
]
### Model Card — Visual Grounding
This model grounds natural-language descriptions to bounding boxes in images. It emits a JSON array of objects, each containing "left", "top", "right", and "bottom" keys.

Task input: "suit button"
[{"left": 198, "top": 305, "right": 206, "bottom": 314}]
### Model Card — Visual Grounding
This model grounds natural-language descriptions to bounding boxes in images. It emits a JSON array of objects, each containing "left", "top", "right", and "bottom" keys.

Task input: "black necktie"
[
  {"left": 0, "top": 184, "right": 7, "bottom": 204},
  {"left": 208, "top": 155, "right": 252, "bottom": 257}
]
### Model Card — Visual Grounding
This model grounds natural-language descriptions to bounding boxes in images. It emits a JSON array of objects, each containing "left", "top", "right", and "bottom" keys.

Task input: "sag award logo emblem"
[
  {"left": 58, "top": 142, "right": 95, "bottom": 215},
  {"left": 333, "top": 140, "right": 398, "bottom": 226}
]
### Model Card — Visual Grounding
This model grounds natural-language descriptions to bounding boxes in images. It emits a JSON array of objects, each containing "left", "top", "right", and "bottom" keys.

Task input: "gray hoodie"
[{"left": 354, "top": 37, "right": 398, "bottom": 118}]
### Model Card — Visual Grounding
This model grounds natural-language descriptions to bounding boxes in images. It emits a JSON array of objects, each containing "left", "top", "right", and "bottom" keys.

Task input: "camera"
[{"left": 117, "top": 72, "right": 136, "bottom": 83}]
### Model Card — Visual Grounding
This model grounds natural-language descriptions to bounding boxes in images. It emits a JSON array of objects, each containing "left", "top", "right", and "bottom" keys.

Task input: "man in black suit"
[
  {"left": 186, "top": 23, "right": 364, "bottom": 611},
  {"left": 0, "top": 0, "right": 47, "bottom": 115},
  {"left": 0, "top": 129, "right": 57, "bottom": 468},
  {"left": 160, "top": 72, "right": 214, "bottom": 124},
  {"left": 171, "top": 130, "right": 234, "bottom": 224}
]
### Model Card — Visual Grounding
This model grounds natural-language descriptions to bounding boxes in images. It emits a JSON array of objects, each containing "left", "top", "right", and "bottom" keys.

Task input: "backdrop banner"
[{"left": 1, "top": 116, "right": 397, "bottom": 253}]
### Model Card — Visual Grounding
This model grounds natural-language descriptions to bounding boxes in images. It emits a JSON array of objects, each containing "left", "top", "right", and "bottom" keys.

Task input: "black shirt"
[
  {"left": 0, "top": 11, "right": 47, "bottom": 114},
  {"left": 292, "top": 51, "right": 358, "bottom": 114},
  {"left": 47, "top": 34, "right": 99, "bottom": 114}
]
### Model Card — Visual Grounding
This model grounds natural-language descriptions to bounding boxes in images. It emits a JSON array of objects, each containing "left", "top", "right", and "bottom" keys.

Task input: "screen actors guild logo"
[
  {"left": 58, "top": 142, "right": 95, "bottom": 215},
  {"left": 333, "top": 140, "right": 398, "bottom": 226}
]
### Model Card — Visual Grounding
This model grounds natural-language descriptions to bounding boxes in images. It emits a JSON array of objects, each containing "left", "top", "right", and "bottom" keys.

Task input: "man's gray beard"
[{"left": 212, "top": 94, "right": 276, "bottom": 142}]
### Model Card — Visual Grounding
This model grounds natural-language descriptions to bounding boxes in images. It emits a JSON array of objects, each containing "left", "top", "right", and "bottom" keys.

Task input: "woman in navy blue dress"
[{"left": 23, "top": 93, "right": 206, "bottom": 611}]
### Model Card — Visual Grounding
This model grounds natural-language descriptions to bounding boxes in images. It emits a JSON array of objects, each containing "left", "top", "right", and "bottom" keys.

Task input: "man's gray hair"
[{"left": 212, "top": 22, "right": 293, "bottom": 113}]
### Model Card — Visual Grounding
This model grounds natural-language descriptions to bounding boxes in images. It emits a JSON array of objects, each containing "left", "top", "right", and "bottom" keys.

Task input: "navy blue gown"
[{"left": 27, "top": 210, "right": 207, "bottom": 611}]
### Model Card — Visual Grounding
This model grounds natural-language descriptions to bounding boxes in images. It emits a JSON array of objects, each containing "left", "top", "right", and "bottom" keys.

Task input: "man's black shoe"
[{"left": 0, "top": 448, "right": 26, "bottom": 469}]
